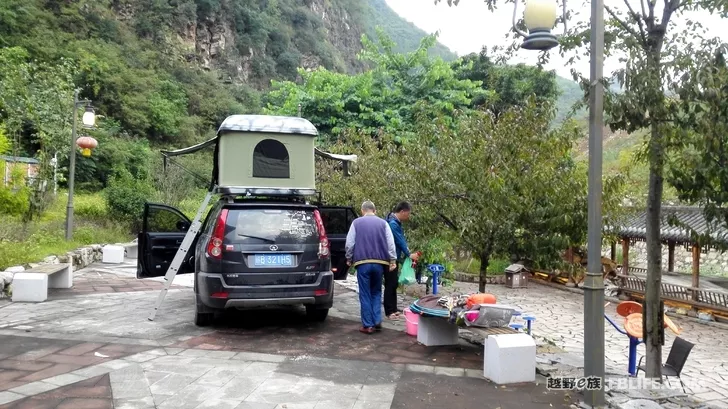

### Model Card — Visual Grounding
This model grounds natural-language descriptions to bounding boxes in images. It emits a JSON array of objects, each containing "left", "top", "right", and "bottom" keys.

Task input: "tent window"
[{"left": 253, "top": 139, "right": 290, "bottom": 178}]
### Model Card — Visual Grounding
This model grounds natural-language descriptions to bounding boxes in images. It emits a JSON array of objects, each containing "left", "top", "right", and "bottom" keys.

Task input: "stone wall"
[{"left": 602, "top": 242, "right": 728, "bottom": 276}]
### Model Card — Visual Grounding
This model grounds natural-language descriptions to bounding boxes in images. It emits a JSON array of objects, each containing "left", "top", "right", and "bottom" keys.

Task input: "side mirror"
[{"left": 177, "top": 221, "right": 190, "bottom": 232}]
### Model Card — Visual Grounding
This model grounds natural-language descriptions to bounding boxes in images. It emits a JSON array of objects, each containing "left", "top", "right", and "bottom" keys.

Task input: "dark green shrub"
[{"left": 104, "top": 170, "right": 155, "bottom": 231}]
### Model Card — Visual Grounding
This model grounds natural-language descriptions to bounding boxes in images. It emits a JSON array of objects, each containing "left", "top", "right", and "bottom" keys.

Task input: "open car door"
[
  {"left": 137, "top": 203, "right": 195, "bottom": 279},
  {"left": 318, "top": 206, "right": 358, "bottom": 280}
]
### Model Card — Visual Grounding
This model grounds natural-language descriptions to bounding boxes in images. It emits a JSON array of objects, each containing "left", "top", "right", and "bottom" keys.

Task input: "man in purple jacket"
[{"left": 345, "top": 201, "right": 397, "bottom": 334}]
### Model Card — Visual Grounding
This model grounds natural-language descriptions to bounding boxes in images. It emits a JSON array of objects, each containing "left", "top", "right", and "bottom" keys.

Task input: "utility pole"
[{"left": 583, "top": 0, "right": 606, "bottom": 405}]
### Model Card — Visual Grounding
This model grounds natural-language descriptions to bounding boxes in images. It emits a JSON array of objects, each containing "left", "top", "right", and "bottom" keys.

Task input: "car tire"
[
  {"left": 194, "top": 296, "right": 214, "bottom": 327},
  {"left": 333, "top": 265, "right": 348, "bottom": 280},
  {"left": 306, "top": 307, "right": 329, "bottom": 322}
]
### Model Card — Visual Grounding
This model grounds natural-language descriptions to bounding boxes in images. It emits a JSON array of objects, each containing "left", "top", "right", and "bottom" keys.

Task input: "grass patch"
[
  {"left": 453, "top": 257, "right": 510, "bottom": 276},
  {"left": 0, "top": 192, "right": 133, "bottom": 269}
]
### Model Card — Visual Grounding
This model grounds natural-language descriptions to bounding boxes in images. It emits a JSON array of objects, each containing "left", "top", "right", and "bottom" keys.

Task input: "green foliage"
[
  {"left": 318, "top": 99, "right": 626, "bottom": 291},
  {"left": 74, "top": 193, "right": 108, "bottom": 220},
  {"left": 0, "top": 0, "right": 456, "bottom": 150},
  {"left": 266, "top": 30, "right": 484, "bottom": 142},
  {"left": 0, "top": 125, "right": 10, "bottom": 154},
  {"left": 454, "top": 258, "right": 509, "bottom": 275},
  {"left": 0, "top": 129, "right": 30, "bottom": 216},
  {"left": 0, "top": 193, "right": 131, "bottom": 270},
  {"left": 72, "top": 126, "right": 154, "bottom": 191},
  {"left": 416, "top": 237, "right": 455, "bottom": 281},
  {"left": 104, "top": 170, "right": 155, "bottom": 231},
  {"left": 453, "top": 50, "right": 559, "bottom": 120},
  {"left": 0, "top": 186, "right": 29, "bottom": 216},
  {"left": 669, "top": 48, "right": 728, "bottom": 238}
]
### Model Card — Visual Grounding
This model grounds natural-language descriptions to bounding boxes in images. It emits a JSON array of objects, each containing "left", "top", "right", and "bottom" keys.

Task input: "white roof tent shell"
[{"left": 160, "top": 115, "right": 357, "bottom": 196}]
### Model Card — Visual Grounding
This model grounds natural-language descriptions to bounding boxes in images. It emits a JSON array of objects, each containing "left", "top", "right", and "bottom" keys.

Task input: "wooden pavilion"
[{"left": 611, "top": 206, "right": 728, "bottom": 318}]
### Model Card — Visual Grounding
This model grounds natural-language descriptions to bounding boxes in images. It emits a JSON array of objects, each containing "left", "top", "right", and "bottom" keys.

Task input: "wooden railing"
[{"left": 619, "top": 275, "right": 728, "bottom": 313}]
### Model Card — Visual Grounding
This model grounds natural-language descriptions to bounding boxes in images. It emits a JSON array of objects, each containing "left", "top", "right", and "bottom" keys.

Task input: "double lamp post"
[
  {"left": 64, "top": 89, "right": 97, "bottom": 241},
  {"left": 512, "top": 0, "right": 605, "bottom": 406}
]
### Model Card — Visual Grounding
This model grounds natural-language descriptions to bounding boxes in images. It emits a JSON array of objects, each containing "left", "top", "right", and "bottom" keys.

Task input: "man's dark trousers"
[
  {"left": 357, "top": 263, "right": 384, "bottom": 328},
  {"left": 383, "top": 263, "right": 399, "bottom": 316}
]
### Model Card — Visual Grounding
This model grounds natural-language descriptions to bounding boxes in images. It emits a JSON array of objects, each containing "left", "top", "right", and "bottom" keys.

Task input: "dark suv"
[{"left": 137, "top": 197, "right": 357, "bottom": 326}]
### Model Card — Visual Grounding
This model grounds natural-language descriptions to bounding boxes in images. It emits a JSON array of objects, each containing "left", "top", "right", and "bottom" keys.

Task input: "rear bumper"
[{"left": 196, "top": 271, "right": 334, "bottom": 310}]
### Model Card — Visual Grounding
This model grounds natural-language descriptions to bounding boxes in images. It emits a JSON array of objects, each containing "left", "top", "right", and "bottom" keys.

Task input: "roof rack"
[{"left": 214, "top": 186, "right": 318, "bottom": 197}]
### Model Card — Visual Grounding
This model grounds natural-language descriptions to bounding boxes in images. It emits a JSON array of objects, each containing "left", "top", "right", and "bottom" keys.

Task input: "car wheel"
[
  {"left": 194, "top": 296, "right": 214, "bottom": 327},
  {"left": 306, "top": 307, "right": 329, "bottom": 322},
  {"left": 333, "top": 259, "right": 348, "bottom": 280}
]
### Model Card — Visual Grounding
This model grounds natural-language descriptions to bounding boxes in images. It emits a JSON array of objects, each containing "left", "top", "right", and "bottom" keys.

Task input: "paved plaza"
[
  {"left": 337, "top": 277, "right": 728, "bottom": 408},
  {"left": 0, "top": 260, "right": 726, "bottom": 408}
]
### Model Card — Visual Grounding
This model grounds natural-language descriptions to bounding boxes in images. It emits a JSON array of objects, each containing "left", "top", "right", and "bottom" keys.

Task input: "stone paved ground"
[
  {"left": 337, "top": 276, "right": 728, "bottom": 408},
  {"left": 0, "top": 260, "right": 576, "bottom": 409}
]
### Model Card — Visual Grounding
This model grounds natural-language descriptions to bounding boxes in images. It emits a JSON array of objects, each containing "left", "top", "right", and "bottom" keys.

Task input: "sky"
[{"left": 385, "top": 0, "right": 728, "bottom": 80}]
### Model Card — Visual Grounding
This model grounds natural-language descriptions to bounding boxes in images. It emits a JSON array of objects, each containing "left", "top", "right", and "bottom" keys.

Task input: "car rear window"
[{"left": 229, "top": 208, "right": 318, "bottom": 244}]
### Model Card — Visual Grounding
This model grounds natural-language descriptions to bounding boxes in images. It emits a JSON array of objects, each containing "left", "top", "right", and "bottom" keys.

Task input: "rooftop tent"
[{"left": 160, "top": 115, "right": 357, "bottom": 194}]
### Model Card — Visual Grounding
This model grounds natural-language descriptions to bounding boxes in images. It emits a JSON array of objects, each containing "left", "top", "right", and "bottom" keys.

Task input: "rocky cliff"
[{"left": 108, "top": 0, "right": 441, "bottom": 88}]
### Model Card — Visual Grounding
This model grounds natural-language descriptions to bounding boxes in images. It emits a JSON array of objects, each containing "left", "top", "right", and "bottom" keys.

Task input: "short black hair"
[{"left": 393, "top": 201, "right": 411, "bottom": 213}]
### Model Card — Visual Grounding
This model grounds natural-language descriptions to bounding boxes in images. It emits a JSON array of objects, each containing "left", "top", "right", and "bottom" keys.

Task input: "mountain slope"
[
  {"left": 365, "top": 0, "right": 457, "bottom": 61},
  {"left": 0, "top": 0, "right": 457, "bottom": 148}
]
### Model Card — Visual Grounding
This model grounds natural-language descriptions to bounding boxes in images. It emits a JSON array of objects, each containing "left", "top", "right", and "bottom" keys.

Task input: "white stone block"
[
  {"left": 12, "top": 273, "right": 48, "bottom": 302},
  {"left": 102, "top": 245, "right": 125, "bottom": 264},
  {"left": 125, "top": 243, "right": 138, "bottom": 259},
  {"left": 417, "top": 316, "right": 459, "bottom": 346},
  {"left": 5, "top": 266, "right": 25, "bottom": 273},
  {"left": 48, "top": 264, "right": 73, "bottom": 289},
  {"left": 484, "top": 334, "right": 536, "bottom": 384}
]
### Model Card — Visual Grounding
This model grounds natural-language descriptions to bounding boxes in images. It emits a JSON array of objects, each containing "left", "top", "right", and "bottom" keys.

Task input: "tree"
[
  {"left": 669, "top": 47, "right": 728, "bottom": 234},
  {"left": 318, "top": 99, "right": 621, "bottom": 292},
  {"left": 435, "top": 0, "right": 728, "bottom": 379},
  {"left": 265, "top": 29, "right": 485, "bottom": 143},
  {"left": 452, "top": 49, "right": 560, "bottom": 119},
  {"left": 0, "top": 46, "right": 77, "bottom": 219}
]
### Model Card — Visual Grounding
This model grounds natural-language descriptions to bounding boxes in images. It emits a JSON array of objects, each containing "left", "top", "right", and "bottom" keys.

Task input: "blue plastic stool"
[
  {"left": 509, "top": 323, "right": 524, "bottom": 332},
  {"left": 427, "top": 264, "right": 445, "bottom": 295},
  {"left": 522, "top": 315, "right": 536, "bottom": 335}
]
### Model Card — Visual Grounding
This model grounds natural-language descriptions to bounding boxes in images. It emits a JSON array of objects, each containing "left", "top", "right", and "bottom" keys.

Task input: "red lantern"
[{"left": 76, "top": 136, "right": 98, "bottom": 157}]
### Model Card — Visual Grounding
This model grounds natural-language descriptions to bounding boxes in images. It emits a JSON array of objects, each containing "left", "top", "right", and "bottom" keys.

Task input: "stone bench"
[{"left": 12, "top": 263, "right": 72, "bottom": 302}]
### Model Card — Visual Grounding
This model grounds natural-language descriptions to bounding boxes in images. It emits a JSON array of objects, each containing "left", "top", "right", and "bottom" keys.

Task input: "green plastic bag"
[{"left": 398, "top": 258, "right": 416, "bottom": 285}]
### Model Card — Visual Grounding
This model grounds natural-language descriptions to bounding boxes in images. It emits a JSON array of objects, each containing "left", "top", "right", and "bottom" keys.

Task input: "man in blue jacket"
[
  {"left": 385, "top": 201, "right": 419, "bottom": 320},
  {"left": 345, "top": 201, "right": 397, "bottom": 334}
]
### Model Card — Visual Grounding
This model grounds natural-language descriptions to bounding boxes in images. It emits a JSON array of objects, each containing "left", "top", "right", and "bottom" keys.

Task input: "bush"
[
  {"left": 104, "top": 171, "right": 155, "bottom": 231},
  {"left": 74, "top": 193, "right": 108, "bottom": 220},
  {"left": 0, "top": 186, "right": 29, "bottom": 216}
]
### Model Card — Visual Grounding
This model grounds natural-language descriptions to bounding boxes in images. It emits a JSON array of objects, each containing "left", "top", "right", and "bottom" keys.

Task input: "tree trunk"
[
  {"left": 644, "top": 121, "right": 665, "bottom": 379},
  {"left": 479, "top": 250, "right": 490, "bottom": 293}
]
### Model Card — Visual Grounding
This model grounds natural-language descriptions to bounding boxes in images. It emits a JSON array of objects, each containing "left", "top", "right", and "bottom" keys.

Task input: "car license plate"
[{"left": 253, "top": 254, "right": 293, "bottom": 267}]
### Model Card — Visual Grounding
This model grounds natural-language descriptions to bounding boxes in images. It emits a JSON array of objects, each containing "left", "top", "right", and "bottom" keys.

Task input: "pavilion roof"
[{"left": 618, "top": 206, "right": 728, "bottom": 247}]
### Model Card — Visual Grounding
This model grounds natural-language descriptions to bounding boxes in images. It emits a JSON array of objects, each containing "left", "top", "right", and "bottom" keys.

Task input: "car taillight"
[
  {"left": 313, "top": 210, "right": 330, "bottom": 259},
  {"left": 207, "top": 209, "right": 228, "bottom": 260}
]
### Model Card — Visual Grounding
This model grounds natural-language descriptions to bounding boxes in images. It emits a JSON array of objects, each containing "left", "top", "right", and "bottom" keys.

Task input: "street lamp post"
[
  {"left": 513, "top": 0, "right": 605, "bottom": 406},
  {"left": 65, "top": 89, "right": 95, "bottom": 241}
]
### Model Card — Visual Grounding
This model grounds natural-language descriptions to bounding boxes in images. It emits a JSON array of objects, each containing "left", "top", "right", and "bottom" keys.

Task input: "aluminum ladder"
[{"left": 148, "top": 188, "right": 216, "bottom": 321}]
